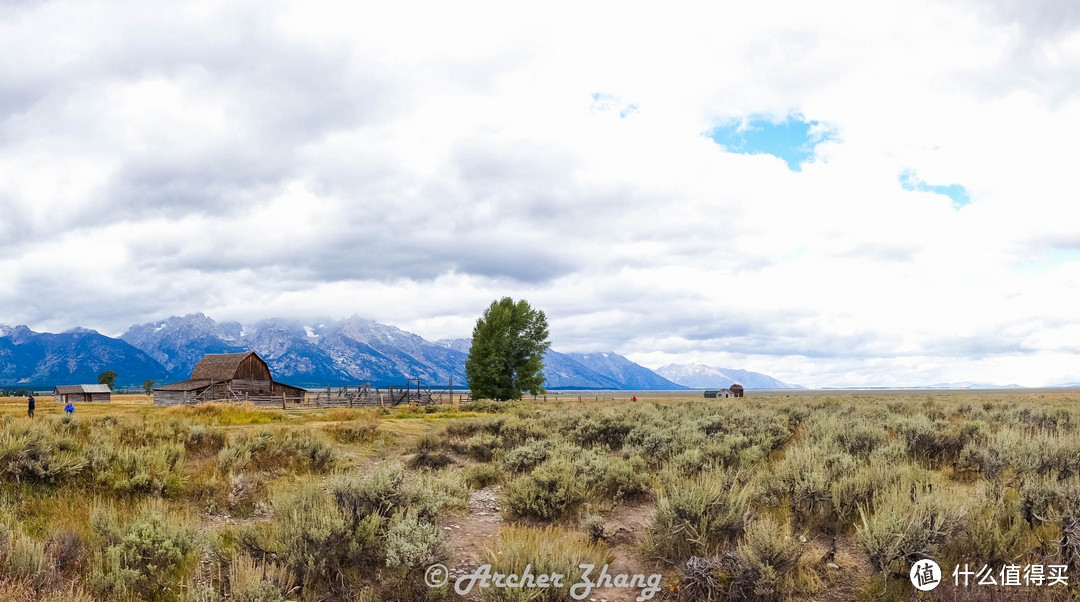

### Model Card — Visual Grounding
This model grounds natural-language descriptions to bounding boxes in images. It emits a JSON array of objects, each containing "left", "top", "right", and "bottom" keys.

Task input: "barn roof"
[
  {"left": 153, "top": 379, "right": 213, "bottom": 392},
  {"left": 190, "top": 352, "right": 260, "bottom": 381},
  {"left": 53, "top": 384, "right": 111, "bottom": 394}
]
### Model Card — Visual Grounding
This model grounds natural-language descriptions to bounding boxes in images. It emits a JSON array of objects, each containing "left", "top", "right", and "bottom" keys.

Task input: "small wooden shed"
[
  {"left": 153, "top": 351, "right": 306, "bottom": 406},
  {"left": 53, "top": 384, "right": 112, "bottom": 403},
  {"left": 704, "top": 384, "right": 745, "bottom": 399}
]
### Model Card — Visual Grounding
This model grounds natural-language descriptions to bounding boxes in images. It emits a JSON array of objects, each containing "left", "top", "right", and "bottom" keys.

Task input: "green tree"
[
  {"left": 465, "top": 297, "right": 550, "bottom": 401},
  {"left": 143, "top": 379, "right": 155, "bottom": 396},
  {"left": 97, "top": 370, "right": 118, "bottom": 390}
]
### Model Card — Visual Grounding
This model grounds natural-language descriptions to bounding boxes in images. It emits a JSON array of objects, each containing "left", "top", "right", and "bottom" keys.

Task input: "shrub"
[
  {"left": 186, "top": 426, "right": 226, "bottom": 457},
  {"left": 409, "top": 434, "right": 453, "bottom": 469},
  {"left": 226, "top": 473, "right": 267, "bottom": 518},
  {"left": 3, "top": 530, "right": 49, "bottom": 587},
  {"left": 948, "top": 495, "right": 1027, "bottom": 568},
  {"left": 165, "top": 402, "right": 285, "bottom": 425},
  {"left": 0, "top": 423, "right": 85, "bottom": 483},
  {"left": 504, "top": 439, "right": 552, "bottom": 473},
  {"left": 580, "top": 515, "right": 606, "bottom": 543},
  {"left": 573, "top": 413, "right": 633, "bottom": 449},
  {"left": 728, "top": 516, "right": 820, "bottom": 601},
  {"left": 584, "top": 453, "right": 651, "bottom": 501},
  {"left": 109, "top": 443, "right": 186, "bottom": 497},
  {"left": 767, "top": 444, "right": 854, "bottom": 526},
  {"left": 465, "top": 433, "right": 502, "bottom": 462},
  {"left": 271, "top": 485, "right": 383, "bottom": 593},
  {"left": 265, "top": 467, "right": 464, "bottom": 598},
  {"left": 833, "top": 422, "right": 886, "bottom": 457},
  {"left": 829, "top": 458, "right": 932, "bottom": 523},
  {"left": 481, "top": 525, "right": 615, "bottom": 602},
  {"left": 855, "top": 485, "right": 962, "bottom": 575},
  {"left": 227, "top": 554, "right": 296, "bottom": 602},
  {"left": 46, "top": 528, "right": 86, "bottom": 578},
  {"left": 324, "top": 417, "right": 380, "bottom": 445},
  {"left": 643, "top": 468, "right": 754, "bottom": 562},
  {"left": 384, "top": 508, "right": 449, "bottom": 570},
  {"left": 464, "top": 463, "right": 502, "bottom": 489},
  {"left": 88, "top": 500, "right": 199, "bottom": 601},
  {"left": 502, "top": 457, "right": 587, "bottom": 521},
  {"left": 218, "top": 430, "right": 336, "bottom": 474}
]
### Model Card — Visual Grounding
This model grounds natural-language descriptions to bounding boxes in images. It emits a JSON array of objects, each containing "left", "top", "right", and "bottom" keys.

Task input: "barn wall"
[
  {"left": 89, "top": 393, "right": 111, "bottom": 402},
  {"left": 235, "top": 355, "right": 272, "bottom": 381},
  {"left": 153, "top": 390, "right": 192, "bottom": 406},
  {"left": 229, "top": 379, "right": 274, "bottom": 395}
]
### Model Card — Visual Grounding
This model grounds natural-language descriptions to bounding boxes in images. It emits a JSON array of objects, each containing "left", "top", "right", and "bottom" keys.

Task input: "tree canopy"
[
  {"left": 465, "top": 298, "right": 550, "bottom": 401},
  {"left": 97, "top": 370, "right": 117, "bottom": 390}
]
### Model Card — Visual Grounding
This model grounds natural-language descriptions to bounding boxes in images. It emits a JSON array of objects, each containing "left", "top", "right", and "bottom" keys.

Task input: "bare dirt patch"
[{"left": 445, "top": 485, "right": 504, "bottom": 568}]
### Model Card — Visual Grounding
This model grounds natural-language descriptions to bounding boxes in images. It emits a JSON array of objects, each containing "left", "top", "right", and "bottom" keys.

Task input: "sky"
[{"left": 2, "top": 0, "right": 1080, "bottom": 388}]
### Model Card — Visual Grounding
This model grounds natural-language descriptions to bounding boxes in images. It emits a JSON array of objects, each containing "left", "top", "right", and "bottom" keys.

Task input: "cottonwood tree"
[
  {"left": 465, "top": 297, "right": 550, "bottom": 401},
  {"left": 97, "top": 370, "right": 118, "bottom": 390}
]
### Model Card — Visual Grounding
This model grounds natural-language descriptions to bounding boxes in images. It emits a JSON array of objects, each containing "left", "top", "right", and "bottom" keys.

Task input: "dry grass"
[{"left": 2, "top": 390, "right": 1080, "bottom": 600}]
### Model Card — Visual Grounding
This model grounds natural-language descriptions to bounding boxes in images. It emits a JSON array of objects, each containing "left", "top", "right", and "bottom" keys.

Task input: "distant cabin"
[
  {"left": 153, "top": 351, "right": 306, "bottom": 406},
  {"left": 53, "top": 384, "right": 112, "bottom": 403},
  {"left": 704, "top": 384, "right": 744, "bottom": 399}
]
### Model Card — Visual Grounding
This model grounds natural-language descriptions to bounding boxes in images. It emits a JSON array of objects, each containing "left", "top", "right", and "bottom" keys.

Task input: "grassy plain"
[{"left": 2, "top": 390, "right": 1080, "bottom": 600}]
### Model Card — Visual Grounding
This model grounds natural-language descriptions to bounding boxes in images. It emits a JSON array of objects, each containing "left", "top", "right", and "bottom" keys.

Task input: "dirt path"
[
  {"left": 442, "top": 489, "right": 663, "bottom": 602},
  {"left": 589, "top": 499, "right": 662, "bottom": 602},
  {"left": 445, "top": 486, "right": 504, "bottom": 569}
]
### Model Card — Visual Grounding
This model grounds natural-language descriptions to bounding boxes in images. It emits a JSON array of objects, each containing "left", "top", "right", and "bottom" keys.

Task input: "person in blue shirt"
[
  {"left": 64, "top": 402, "right": 75, "bottom": 414},
  {"left": 27, "top": 395, "right": 35, "bottom": 418}
]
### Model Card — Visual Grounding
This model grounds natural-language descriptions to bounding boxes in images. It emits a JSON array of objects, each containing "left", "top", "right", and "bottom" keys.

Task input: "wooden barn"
[
  {"left": 53, "top": 384, "right": 112, "bottom": 403},
  {"left": 153, "top": 352, "right": 307, "bottom": 407},
  {"left": 704, "top": 384, "right": 745, "bottom": 399}
]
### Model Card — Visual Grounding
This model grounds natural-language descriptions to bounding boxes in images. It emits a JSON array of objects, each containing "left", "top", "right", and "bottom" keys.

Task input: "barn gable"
[{"left": 190, "top": 352, "right": 271, "bottom": 381}]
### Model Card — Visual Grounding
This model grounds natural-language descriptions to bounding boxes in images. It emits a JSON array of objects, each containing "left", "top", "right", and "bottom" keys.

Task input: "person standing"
[
  {"left": 64, "top": 402, "right": 74, "bottom": 414},
  {"left": 27, "top": 394, "right": 35, "bottom": 419}
]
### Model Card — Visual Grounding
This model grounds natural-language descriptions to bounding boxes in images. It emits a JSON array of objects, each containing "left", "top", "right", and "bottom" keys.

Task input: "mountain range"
[
  {"left": 0, "top": 314, "right": 795, "bottom": 391},
  {"left": 654, "top": 363, "right": 798, "bottom": 389}
]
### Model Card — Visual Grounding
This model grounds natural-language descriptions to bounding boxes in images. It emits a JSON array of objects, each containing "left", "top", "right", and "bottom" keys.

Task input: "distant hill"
[
  {"left": 3, "top": 314, "right": 794, "bottom": 392},
  {"left": 655, "top": 363, "right": 799, "bottom": 389},
  {"left": 436, "top": 339, "right": 683, "bottom": 389},
  {"left": 565, "top": 352, "right": 687, "bottom": 390},
  {"left": 0, "top": 325, "right": 169, "bottom": 388},
  {"left": 123, "top": 314, "right": 469, "bottom": 388},
  {"left": 121, "top": 315, "right": 688, "bottom": 390},
  {"left": 915, "top": 382, "right": 1025, "bottom": 389}
]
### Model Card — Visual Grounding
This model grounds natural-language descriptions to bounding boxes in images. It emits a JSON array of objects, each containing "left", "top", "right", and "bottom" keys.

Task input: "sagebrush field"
[{"left": 2, "top": 391, "right": 1080, "bottom": 601}]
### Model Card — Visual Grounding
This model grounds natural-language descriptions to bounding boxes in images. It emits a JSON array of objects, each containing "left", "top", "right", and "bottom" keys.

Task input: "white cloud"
[{"left": 2, "top": 0, "right": 1080, "bottom": 386}]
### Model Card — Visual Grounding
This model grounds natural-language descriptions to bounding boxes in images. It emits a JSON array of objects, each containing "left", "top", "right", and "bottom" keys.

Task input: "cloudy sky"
[{"left": 2, "top": 0, "right": 1079, "bottom": 387}]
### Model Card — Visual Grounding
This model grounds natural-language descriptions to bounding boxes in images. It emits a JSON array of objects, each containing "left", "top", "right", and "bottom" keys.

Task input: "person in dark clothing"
[{"left": 27, "top": 395, "right": 35, "bottom": 418}]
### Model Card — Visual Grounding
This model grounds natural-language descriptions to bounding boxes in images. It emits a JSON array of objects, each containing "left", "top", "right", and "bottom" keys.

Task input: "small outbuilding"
[
  {"left": 153, "top": 351, "right": 306, "bottom": 407},
  {"left": 704, "top": 384, "right": 745, "bottom": 399},
  {"left": 53, "top": 384, "right": 112, "bottom": 403}
]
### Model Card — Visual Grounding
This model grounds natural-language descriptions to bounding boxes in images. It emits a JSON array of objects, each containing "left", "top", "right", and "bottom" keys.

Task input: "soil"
[{"left": 442, "top": 489, "right": 665, "bottom": 602}]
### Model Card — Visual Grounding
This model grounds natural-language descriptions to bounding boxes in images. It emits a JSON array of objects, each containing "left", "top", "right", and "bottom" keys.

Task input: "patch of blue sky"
[
  {"left": 899, "top": 170, "right": 970, "bottom": 209},
  {"left": 1016, "top": 248, "right": 1080, "bottom": 275},
  {"left": 706, "top": 115, "right": 837, "bottom": 171}
]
